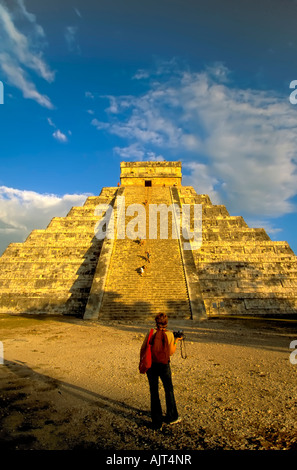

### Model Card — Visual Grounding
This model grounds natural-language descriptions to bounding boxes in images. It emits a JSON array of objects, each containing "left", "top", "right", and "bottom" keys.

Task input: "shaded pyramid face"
[
  {"left": 0, "top": 161, "right": 297, "bottom": 320},
  {"left": 0, "top": 188, "right": 118, "bottom": 317}
]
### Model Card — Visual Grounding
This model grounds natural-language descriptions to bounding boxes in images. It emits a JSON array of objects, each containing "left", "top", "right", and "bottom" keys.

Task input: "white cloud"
[
  {"left": 47, "top": 118, "right": 69, "bottom": 142},
  {"left": 0, "top": 186, "right": 89, "bottom": 255},
  {"left": 0, "top": 52, "right": 53, "bottom": 108},
  {"left": 113, "top": 143, "right": 144, "bottom": 160},
  {"left": 113, "top": 143, "right": 165, "bottom": 161},
  {"left": 0, "top": 1, "right": 54, "bottom": 107},
  {"left": 146, "top": 152, "right": 164, "bottom": 161},
  {"left": 47, "top": 117, "right": 55, "bottom": 127},
  {"left": 16, "top": 0, "right": 45, "bottom": 38},
  {"left": 182, "top": 161, "right": 221, "bottom": 205},
  {"left": 104, "top": 95, "right": 120, "bottom": 114},
  {"left": 132, "top": 69, "right": 150, "bottom": 80},
  {"left": 74, "top": 7, "right": 82, "bottom": 18},
  {"left": 53, "top": 129, "right": 68, "bottom": 142},
  {"left": 91, "top": 118, "right": 110, "bottom": 130},
  {"left": 245, "top": 218, "right": 283, "bottom": 237},
  {"left": 65, "top": 25, "right": 80, "bottom": 53},
  {"left": 92, "top": 62, "right": 297, "bottom": 218}
]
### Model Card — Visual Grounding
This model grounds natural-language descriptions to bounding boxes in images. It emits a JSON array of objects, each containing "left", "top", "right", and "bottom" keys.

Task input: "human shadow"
[{"left": 2, "top": 360, "right": 151, "bottom": 431}]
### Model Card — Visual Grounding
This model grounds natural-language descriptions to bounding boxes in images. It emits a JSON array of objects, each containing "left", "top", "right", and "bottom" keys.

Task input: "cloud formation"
[
  {"left": 0, "top": 186, "right": 89, "bottom": 255},
  {"left": 91, "top": 63, "right": 297, "bottom": 219},
  {"left": 47, "top": 117, "right": 69, "bottom": 142},
  {"left": 53, "top": 129, "right": 68, "bottom": 142},
  {"left": 0, "top": 1, "right": 54, "bottom": 107},
  {"left": 113, "top": 143, "right": 164, "bottom": 161},
  {"left": 65, "top": 25, "right": 80, "bottom": 53}
]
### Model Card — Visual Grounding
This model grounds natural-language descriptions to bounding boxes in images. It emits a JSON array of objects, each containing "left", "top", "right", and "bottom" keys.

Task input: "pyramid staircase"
[
  {"left": 1, "top": 163, "right": 297, "bottom": 319},
  {"left": 85, "top": 185, "right": 193, "bottom": 321}
]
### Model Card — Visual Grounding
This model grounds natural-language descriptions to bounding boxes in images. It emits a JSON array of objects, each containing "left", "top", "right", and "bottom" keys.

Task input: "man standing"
[{"left": 140, "top": 313, "right": 182, "bottom": 430}]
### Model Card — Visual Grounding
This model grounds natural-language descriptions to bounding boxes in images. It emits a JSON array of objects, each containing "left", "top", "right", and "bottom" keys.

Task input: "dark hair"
[{"left": 155, "top": 313, "right": 168, "bottom": 329}]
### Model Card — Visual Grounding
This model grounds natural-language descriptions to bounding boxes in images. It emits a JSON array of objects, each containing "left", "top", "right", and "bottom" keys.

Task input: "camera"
[
  {"left": 173, "top": 330, "right": 187, "bottom": 359},
  {"left": 173, "top": 330, "right": 185, "bottom": 339}
]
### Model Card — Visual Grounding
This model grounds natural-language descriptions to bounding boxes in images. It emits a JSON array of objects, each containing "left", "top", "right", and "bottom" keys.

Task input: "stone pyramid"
[{"left": 0, "top": 161, "right": 296, "bottom": 320}]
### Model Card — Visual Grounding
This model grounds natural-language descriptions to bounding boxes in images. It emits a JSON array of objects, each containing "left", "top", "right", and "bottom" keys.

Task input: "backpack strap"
[{"left": 150, "top": 328, "right": 167, "bottom": 345}]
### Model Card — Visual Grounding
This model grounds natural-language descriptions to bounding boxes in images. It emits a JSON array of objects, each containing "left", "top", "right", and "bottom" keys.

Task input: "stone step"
[
  {"left": 199, "top": 273, "right": 297, "bottom": 281},
  {"left": 25, "top": 231, "right": 101, "bottom": 242},
  {"left": 201, "top": 231, "right": 270, "bottom": 242},
  {"left": 97, "top": 186, "right": 192, "bottom": 320},
  {"left": 204, "top": 300, "right": 297, "bottom": 316},
  {"left": 101, "top": 301, "right": 189, "bottom": 308},
  {"left": 0, "top": 191, "right": 110, "bottom": 315},
  {"left": 2, "top": 179, "right": 296, "bottom": 319},
  {"left": 103, "top": 292, "right": 188, "bottom": 299},
  {"left": 196, "top": 255, "right": 297, "bottom": 264},
  {"left": 202, "top": 291, "right": 297, "bottom": 301},
  {"left": 98, "top": 304, "right": 192, "bottom": 313},
  {"left": 0, "top": 276, "right": 94, "bottom": 289},
  {"left": 197, "top": 242, "right": 293, "bottom": 254},
  {"left": 0, "top": 247, "right": 101, "bottom": 259},
  {"left": 200, "top": 285, "right": 297, "bottom": 295}
]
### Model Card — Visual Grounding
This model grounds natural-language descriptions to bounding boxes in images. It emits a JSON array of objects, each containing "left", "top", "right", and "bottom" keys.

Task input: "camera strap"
[{"left": 179, "top": 339, "right": 187, "bottom": 359}]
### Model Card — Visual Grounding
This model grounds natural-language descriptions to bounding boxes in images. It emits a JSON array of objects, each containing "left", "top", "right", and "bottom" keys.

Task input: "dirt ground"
[{"left": 0, "top": 313, "right": 297, "bottom": 453}]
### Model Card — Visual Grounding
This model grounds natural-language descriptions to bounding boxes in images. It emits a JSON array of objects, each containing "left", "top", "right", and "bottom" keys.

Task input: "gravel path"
[{"left": 0, "top": 314, "right": 296, "bottom": 451}]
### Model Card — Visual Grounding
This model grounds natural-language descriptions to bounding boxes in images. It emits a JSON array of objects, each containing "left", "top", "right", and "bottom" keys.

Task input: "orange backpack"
[
  {"left": 139, "top": 329, "right": 154, "bottom": 374},
  {"left": 150, "top": 329, "right": 170, "bottom": 364}
]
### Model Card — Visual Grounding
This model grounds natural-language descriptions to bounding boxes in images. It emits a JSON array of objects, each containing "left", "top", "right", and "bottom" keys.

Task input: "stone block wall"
[
  {"left": 120, "top": 161, "right": 182, "bottom": 186},
  {"left": 177, "top": 186, "right": 297, "bottom": 316},
  {"left": 1, "top": 160, "right": 297, "bottom": 319},
  {"left": 0, "top": 187, "right": 118, "bottom": 315}
]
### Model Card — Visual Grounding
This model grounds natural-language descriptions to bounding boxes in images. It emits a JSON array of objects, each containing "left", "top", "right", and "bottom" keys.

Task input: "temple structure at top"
[{"left": 120, "top": 161, "right": 182, "bottom": 186}]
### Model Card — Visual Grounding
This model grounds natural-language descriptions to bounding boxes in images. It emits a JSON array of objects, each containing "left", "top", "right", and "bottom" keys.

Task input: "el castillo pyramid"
[{"left": 0, "top": 160, "right": 297, "bottom": 321}]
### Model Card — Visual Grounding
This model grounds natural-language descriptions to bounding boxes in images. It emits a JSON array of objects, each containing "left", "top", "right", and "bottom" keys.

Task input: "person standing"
[{"left": 140, "top": 313, "right": 182, "bottom": 430}]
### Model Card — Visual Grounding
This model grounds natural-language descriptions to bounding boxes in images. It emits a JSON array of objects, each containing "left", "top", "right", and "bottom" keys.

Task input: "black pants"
[{"left": 146, "top": 362, "right": 178, "bottom": 427}]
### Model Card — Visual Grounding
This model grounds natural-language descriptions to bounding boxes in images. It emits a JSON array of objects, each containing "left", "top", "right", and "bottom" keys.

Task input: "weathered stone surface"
[
  {"left": 178, "top": 186, "right": 297, "bottom": 317},
  {"left": 89, "top": 185, "right": 195, "bottom": 321},
  {"left": 0, "top": 161, "right": 297, "bottom": 319},
  {"left": 120, "top": 161, "right": 182, "bottom": 186},
  {"left": 0, "top": 188, "right": 118, "bottom": 315}
]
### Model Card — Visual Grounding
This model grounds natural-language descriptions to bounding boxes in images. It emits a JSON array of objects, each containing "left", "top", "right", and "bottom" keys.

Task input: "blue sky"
[{"left": 0, "top": 0, "right": 297, "bottom": 255}]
